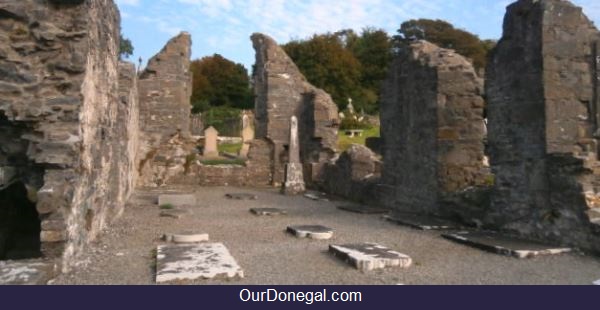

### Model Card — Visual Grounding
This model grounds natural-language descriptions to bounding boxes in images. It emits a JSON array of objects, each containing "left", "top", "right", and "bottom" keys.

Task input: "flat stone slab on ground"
[
  {"left": 304, "top": 192, "right": 329, "bottom": 201},
  {"left": 329, "top": 243, "right": 412, "bottom": 271},
  {"left": 158, "top": 194, "right": 196, "bottom": 207},
  {"left": 225, "top": 193, "right": 258, "bottom": 200},
  {"left": 159, "top": 209, "right": 191, "bottom": 219},
  {"left": 156, "top": 243, "right": 244, "bottom": 283},
  {"left": 163, "top": 233, "right": 209, "bottom": 243},
  {"left": 0, "top": 260, "right": 57, "bottom": 285},
  {"left": 287, "top": 225, "right": 334, "bottom": 240},
  {"left": 442, "top": 231, "right": 572, "bottom": 259},
  {"left": 594, "top": 279, "right": 600, "bottom": 285},
  {"left": 250, "top": 208, "right": 287, "bottom": 216},
  {"left": 338, "top": 205, "right": 390, "bottom": 215},
  {"left": 384, "top": 213, "right": 461, "bottom": 230}
]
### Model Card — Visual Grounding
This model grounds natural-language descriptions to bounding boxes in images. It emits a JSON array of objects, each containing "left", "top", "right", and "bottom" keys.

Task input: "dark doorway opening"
[{"left": 0, "top": 182, "right": 42, "bottom": 260}]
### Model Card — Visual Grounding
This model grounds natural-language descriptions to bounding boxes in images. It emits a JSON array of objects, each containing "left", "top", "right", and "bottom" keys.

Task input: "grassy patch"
[
  {"left": 218, "top": 142, "right": 243, "bottom": 154},
  {"left": 201, "top": 158, "right": 246, "bottom": 166},
  {"left": 337, "top": 126, "right": 380, "bottom": 152},
  {"left": 159, "top": 204, "right": 175, "bottom": 210}
]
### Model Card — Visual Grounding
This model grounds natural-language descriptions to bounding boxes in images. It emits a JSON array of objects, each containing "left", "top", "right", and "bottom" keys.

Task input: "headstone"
[
  {"left": 329, "top": 243, "right": 412, "bottom": 271},
  {"left": 442, "top": 231, "right": 572, "bottom": 259},
  {"left": 156, "top": 243, "right": 244, "bottom": 283},
  {"left": 282, "top": 116, "right": 305, "bottom": 195},
  {"left": 239, "top": 125, "right": 255, "bottom": 158},
  {"left": 203, "top": 126, "right": 219, "bottom": 158},
  {"left": 287, "top": 225, "right": 334, "bottom": 240},
  {"left": 225, "top": 193, "right": 258, "bottom": 200},
  {"left": 163, "top": 233, "right": 209, "bottom": 243},
  {"left": 158, "top": 194, "right": 196, "bottom": 207},
  {"left": 384, "top": 213, "right": 461, "bottom": 230},
  {"left": 338, "top": 205, "right": 390, "bottom": 215},
  {"left": 250, "top": 208, "right": 287, "bottom": 216}
]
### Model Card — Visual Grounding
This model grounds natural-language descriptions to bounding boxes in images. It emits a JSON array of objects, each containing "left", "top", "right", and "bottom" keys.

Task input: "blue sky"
[{"left": 116, "top": 0, "right": 600, "bottom": 71}]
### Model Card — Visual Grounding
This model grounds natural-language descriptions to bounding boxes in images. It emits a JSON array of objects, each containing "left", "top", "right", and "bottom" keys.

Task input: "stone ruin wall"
[
  {"left": 378, "top": 41, "right": 488, "bottom": 216},
  {"left": 0, "top": 0, "right": 139, "bottom": 269},
  {"left": 487, "top": 0, "right": 600, "bottom": 252},
  {"left": 251, "top": 33, "right": 339, "bottom": 186}
]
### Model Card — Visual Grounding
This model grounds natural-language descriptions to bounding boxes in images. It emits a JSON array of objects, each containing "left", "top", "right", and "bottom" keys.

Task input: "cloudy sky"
[{"left": 116, "top": 0, "right": 600, "bottom": 70}]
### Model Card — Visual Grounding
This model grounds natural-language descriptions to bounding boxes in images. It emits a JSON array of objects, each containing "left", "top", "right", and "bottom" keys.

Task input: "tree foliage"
[
  {"left": 119, "top": 34, "right": 134, "bottom": 60},
  {"left": 394, "top": 19, "right": 493, "bottom": 70},
  {"left": 283, "top": 28, "right": 393, "bottom": 114},
  {"left": 190, "top": 54, "right": 253, "bottom": 113}
]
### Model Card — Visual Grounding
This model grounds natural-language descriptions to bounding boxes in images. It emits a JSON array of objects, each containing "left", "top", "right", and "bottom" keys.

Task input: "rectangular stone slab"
[
  {"left": 0, "top": 260, "right": 57, "bottom": 285},
  {"left": 442, "top": 231, "right": 572, "bottom": 259},
  {"left": 338, "top": 205, "right": 390, "bottom": 215},
  {"left": 158, "top": 194, "right": 196, "bottom": 207},
  {"left": 384, "top": 213, "right": 461, "bottom": 230},
  {"left": 287, "top": 225, "right": 334, "bottom": 240},
  {"left": 329, "top": 243, "right": 412, "bottom": 271},
  {"left": 156, "top": 243, "right": 244, "bottom": 283},
  {"left": 594, "top": 279, "right": 600, "bottom": 285}
]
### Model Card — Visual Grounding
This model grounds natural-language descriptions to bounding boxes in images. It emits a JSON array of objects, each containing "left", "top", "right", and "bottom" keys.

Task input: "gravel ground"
[{"left": 51, "top": 186, "right": 600, "bottom": 285}]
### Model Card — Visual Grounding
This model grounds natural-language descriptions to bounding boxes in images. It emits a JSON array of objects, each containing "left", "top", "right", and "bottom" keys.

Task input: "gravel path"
[{"left": 51, "top": 186, "right": 600, "bottom": 285}]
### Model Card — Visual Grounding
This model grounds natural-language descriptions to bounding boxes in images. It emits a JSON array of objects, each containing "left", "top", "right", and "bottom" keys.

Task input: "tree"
[
  {"left": 394, "top": 19, "right": 491, "bottom": 70},
  {"left": 190, "top": 54, "right": 253, "bottom": 113},
  {"left": 119, "top": 34, "right": 134, "bottom": 60}
]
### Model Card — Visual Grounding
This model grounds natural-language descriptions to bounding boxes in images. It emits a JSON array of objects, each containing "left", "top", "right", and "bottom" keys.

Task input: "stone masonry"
[
  {"left": 0, "top": 0, "right": 138, "bottom": 270},
  {"left": 487, "top": 0, "right": 600, "bottom": 252},
  {"left": 252, "top": 33, "right": 339, "bottom": 186},
  {"left": 379, "top": 40, "right": 488, "bottom": 216}
]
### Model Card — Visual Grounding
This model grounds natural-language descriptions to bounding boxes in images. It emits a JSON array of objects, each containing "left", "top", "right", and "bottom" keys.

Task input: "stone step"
[
  {"left": 329, "top": 243, "right": 412, "bottom": 271},
  {"left": 442, "top": 231, "right": 571, "bottom": 259}
]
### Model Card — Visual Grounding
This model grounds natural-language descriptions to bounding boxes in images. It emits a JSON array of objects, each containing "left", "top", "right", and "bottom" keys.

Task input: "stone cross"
[
  {"left": 282, "top": 116, "right": 305, "bottom": 195},
  {"left": 203, "top": 126, "right": 219, "bottom": 158}
]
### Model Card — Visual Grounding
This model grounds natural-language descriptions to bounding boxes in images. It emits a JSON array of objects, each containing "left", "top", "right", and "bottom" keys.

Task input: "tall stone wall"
[
  {"left": 0, "top": 0, "right": 138, "bottom": 270},
  {"left": 252, "top": 33, "right": 339, "bottom": 186},
  {"left": 379, "top": 41, "right": 487, "bottom": 216},
  {"left": 487, "top": 0, "right": 600, "bottom": 252}
]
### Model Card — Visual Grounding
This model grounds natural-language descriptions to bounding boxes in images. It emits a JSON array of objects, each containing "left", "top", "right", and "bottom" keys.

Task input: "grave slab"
[
  {"left": 156, "top": 243, "right": 244, "bottom": 283},
  {"left": 329, "top": 243, "right": 412, "bottom": 271},
  {"left": 225, "top": 193, "right": 258, "bottom": 200},
  {"left": 159, "top": 209, "right": 191, "bottom": 219},
  {"left": 442, "top": 231, "right": 572, "bottom": 259},
  {"left": 384, "top": 213, "right": 461, "bottom": 230},
  {"left": 594, "top": 279, "right": 600, "bottom": 285},
  {"left": 163, "top": 233, "right": 209, "bottom": 243},
  {"left": 287, "top": 225, "right": 334, "bottom": 240},
  {"left": 338, "top": 205, "right": 390, "bottom": 215},
  {"left": 0, "top": 260, "right": 57, "bottom": 285},
  {"left": 250, "top": 208, "right": 287, "bottom": 216},
  {"left": 158, "top": 194, "right": 196, "bottom": 207}
]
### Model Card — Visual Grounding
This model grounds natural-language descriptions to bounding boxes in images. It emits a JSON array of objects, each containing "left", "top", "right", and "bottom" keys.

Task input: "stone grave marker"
[
  {"left": 239, "top": 125, "right": 255, "bottom": 158},
  {"left": 0, "top": 260, "right": 58, "bottom": 285},
  {"left": 442, "top": 231, "right": 572, "bottom": 259},
  {"left": 163, "top": 233, "right": 209, "bottom": 244},
  {"left": 329, "top": 243, "right": 412, "bottom": 271},
  {"left": 282, "top": 116, "right": 305, "bottom": 195},
  {"left": 203, "top": 126, "right": 219, "bottom": 158},
  {"left": 287, "top": 225, "right": 334, "bottom": 240},
  {"left": 156, "top": 243, "right": 244, "bottom": 283}
]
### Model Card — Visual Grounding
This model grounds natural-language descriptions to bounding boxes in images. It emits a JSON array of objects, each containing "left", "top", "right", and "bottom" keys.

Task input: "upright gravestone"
[
  {"left": 282, "top": 116, "right": 305, "bottom": 195},
  {"left": 239, "top": 117, "right": 255, "bottom": 158},
  {"left": 203, "top": 126, "right": 219, "bottom": 158}
]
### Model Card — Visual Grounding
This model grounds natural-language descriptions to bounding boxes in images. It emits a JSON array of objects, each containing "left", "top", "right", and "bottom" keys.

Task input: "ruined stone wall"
[
  {"left": 379, "top": 41, "right": 487, "bottom": 215},
  {"left": 487, "top": 0, "right": 600, "bottom": 252},
  {"left": 252, "top": 33, "right": 339, "bottom": 186},
  {"left": 0, "top": 0, "right": 138, "bottom": 270}
]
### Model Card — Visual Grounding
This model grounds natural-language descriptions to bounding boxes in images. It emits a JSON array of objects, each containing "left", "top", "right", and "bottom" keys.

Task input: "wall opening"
[{"left": 0, "top": 181, "right": 42, "bottom": 260}]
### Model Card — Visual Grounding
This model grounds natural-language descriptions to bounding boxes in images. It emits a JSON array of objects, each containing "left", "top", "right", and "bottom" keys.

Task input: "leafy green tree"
[
  {"left": 394, "top": 19, "right": 491, "bottom": 70},
  {"left": 119, "top": 34, "right": 134, "bottom": 60},
  {"left": 190, "top": 54, "right": 253, "bottom": 113}
]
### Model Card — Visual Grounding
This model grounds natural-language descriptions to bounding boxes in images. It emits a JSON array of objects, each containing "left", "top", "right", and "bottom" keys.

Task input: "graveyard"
[{"left": 2, "top": 0, "right": 600, "bottom": 285}]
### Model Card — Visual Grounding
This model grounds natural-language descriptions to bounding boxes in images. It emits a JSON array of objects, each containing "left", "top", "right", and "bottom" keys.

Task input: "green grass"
[
  {"left": 337, "top": 126, "right": 380, "bottom": 152},
  {"left": 201, "top": 158, "right": 246, "bottom": 166},
  {"left": 159, "top": 204, "right": 175, "bottom": 210},
  {"left": 218, "top": 142, "right": 243, "bottom": 154}
]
